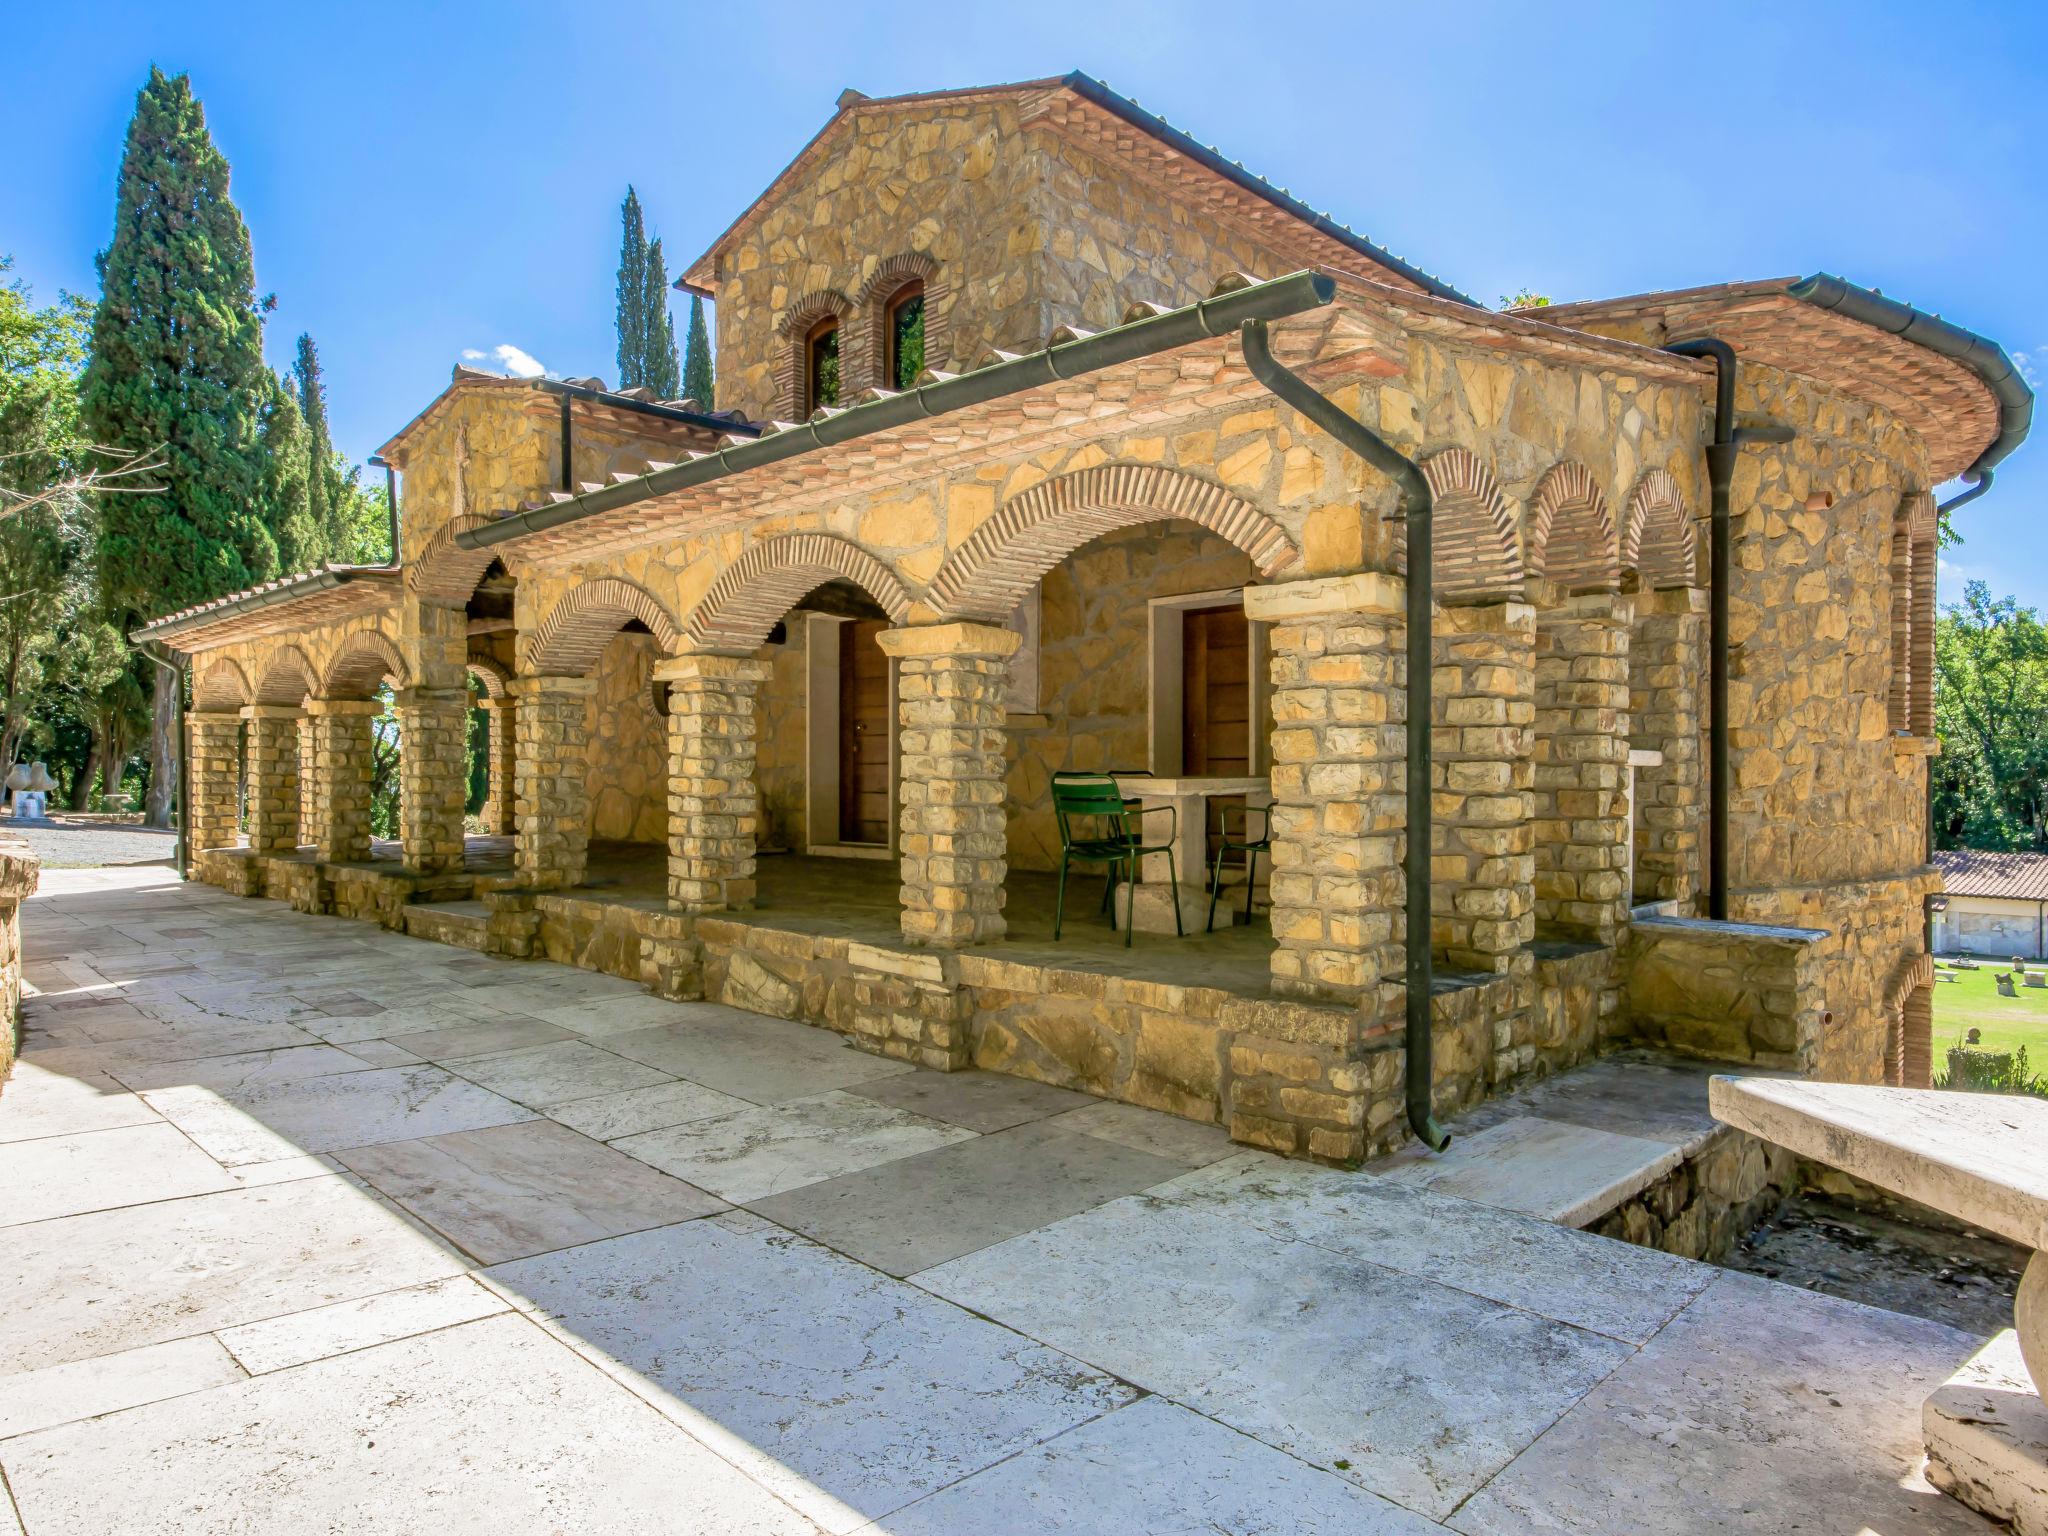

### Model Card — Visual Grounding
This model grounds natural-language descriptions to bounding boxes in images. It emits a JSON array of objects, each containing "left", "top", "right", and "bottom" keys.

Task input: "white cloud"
[
  {"left": 2013, "top": 346, "right": 2043, "bottom": 389},
  {"left": 460, "top": 343, "right": 547, "bottom": 379}
]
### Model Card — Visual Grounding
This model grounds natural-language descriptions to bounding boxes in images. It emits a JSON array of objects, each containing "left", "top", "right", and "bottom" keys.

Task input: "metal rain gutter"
[
  {"left": 1240, "top": 316, "right": 1449, "bottom": 1154},
  {"left": 533, "top": 377, "right": 760, "bottom": 439},
  {"left": 1787, "top": 272, "right": 2033, "bottom": 513},
  {"left": 457, "top": 269, "right": 1341, "bottom": 555}
]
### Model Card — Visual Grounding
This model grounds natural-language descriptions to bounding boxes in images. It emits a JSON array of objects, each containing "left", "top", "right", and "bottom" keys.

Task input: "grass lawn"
[{"left": 1930, "top": 957, "right": 2048, "bottom": 1061}]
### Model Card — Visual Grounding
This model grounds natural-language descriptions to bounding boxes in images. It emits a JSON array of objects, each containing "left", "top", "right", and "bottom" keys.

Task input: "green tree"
[
  {"left": 641, "top": 237, "right": 679, "bottom": 398},
  {"left": 615, "top": 188, "right": 679, "bottom": 394},
  {"left": 292, "top": 333, "right": 350, "bottom": 564},
  {"left": 1499, "top": 289, "right": 1552, "bottom": 310},
  {"left": 259, "top": 369, "right": 317, "bottom": 571},
  {"left": 682, "top": 293, "right": 714, "bottom": 407},
  {"left": 1932, "top": 581, "right": 2048, "bottom": 850},
  {"left": 81, "top": 68, "right": 282, "bottom": 825}
]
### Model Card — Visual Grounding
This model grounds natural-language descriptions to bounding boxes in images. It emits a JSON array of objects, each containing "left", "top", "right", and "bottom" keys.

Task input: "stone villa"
[{"left": 135, "top": 71, "right": 2031, "bottom": 1166}]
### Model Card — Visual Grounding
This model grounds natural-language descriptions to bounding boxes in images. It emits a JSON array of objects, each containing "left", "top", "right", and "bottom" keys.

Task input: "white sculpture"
[{"left": 8, "top": 761, "right": 53, "bottom": 821}]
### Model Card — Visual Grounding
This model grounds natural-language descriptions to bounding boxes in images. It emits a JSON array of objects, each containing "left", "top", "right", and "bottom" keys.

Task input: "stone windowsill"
[{"left": 1892, "top": 734, "right": 1940, "bottom": 758}]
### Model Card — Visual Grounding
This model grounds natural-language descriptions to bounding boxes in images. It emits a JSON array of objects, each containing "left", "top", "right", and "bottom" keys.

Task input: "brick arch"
[
  {"left": 926, "top": 465, "right": 1302, "bottom": 624},
  {"left": 1621, "top": 470, "right": 1696, "bottom": 589},
  {"left": 776, "top": 289, "right": 852, "bottom": 420},
  {"left": 1420, "top": 448, "right": 1523, "bottom": 602},
  {"left": 407, "top": 515, "right": 500, "bottom": 606},
  {"left": 853, "top": 252, "right": 947, "bottom": 390},
  {"left": 523, "top": 577, "right": 681, "bottom": 677},
  {"left": 253, "top": 645, "right": 319, "bottom": 707},
  {"left": 321, "top": 632, "right": 409, "bottom": 700},
  {"left": 465, "top": 652, "right": 513, "bottom": 699},
  {"left": 192, "top": 657, "right": 251, "bottom": 712},
  {"left": 686, "top": 534, "right": 913, "bottom": 652},
  {"left": 1527, "top": 462, "right": 1619, "bottom": 591},
  {"left": 1882, "top": 951, "right": 1935, "bottom": 1086}
]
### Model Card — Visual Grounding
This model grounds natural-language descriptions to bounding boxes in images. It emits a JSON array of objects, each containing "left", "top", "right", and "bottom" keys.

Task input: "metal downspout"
[
  {"left": 368, "top": 455, "right": 401, "bottom": 564},
  {"left": 133, "top": 639, "right": 188, "bottom": 880},
  {"left": 1240, "top": 319, "right": 1449, "bottom": 1151}
]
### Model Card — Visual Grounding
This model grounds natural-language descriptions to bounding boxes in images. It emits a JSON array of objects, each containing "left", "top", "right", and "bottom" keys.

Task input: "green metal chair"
[
  {"left": 1205, "top": 802, "right": 1272, "bottom": 932},
  {"left": 1050, "top": 772, "right": 1181, "bottom": 946}
]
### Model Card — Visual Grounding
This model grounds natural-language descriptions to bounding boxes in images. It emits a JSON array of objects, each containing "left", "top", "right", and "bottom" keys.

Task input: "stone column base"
[{"left": 1924, "top": 1329, "right": 2047, "bottom": 1535}]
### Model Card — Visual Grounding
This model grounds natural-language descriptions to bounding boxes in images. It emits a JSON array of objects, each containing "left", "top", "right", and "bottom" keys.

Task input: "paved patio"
[{"left": 0, "top": 865, "right": 1999, "bottom": 1533}]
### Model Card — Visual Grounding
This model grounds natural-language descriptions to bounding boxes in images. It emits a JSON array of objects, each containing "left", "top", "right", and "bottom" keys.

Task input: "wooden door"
[
  {"left": 839, "top": 618, "right": 891, "bottom": 844},
  {"left": 1183, "top": 605, "right": 1250, "bottom": 863}
]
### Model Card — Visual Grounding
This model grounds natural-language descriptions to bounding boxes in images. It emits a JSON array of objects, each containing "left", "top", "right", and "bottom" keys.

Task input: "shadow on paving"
[{"left": 0, "top": 866, "right": 2001, "bottom": 1534}]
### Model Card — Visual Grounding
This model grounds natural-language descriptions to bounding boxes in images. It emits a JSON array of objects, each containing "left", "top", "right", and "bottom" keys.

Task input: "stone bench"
[{"left": 1710, "top": 1075, "right": 2048, "bottom": 1533}]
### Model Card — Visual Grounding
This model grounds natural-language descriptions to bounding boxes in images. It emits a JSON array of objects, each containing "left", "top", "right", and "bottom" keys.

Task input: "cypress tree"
[
  {"left": 258, "top": 371, "right": 316, "bottom": 573},
  {"left": 682, "top": 294, "right": 714, "bottom": 408},
  {"left": 642, "top": 237, "right": 680, "bottom": 398},
  {"left": 81, "top": 67, "right": 280, "bottom": 826},
  {"left": 615, "top": 187, "right": 649, "bottom": 388},
  {"left": 292, "top": 333, "right": 335, "bottom": 565}
]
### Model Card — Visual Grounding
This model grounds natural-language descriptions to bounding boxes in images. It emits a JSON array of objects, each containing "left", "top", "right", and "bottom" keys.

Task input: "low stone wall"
[
  {"left": 1591, "top": 1125, "right": 1799, "bottom": 1262},
  {"left": 0, "top": 833, "right": 40, "bottom": 1083},
  {"left": 1623, "top": 914, "right": 1829, "bottom": 1070}
]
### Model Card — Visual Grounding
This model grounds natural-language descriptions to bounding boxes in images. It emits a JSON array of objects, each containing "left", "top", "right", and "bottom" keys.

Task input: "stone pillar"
[
  {"left": 659, "top": 653, "right": 773, "bottom": 913},
  {"left": 513, "top": 674, "right": 595, "bottom": 890},
  {"left": 395, "top": 686, "right": 470, "bottom": 874},
  {"left": 1534, "top": 592, "right": 1635, "bottom": 944},
  {"left": 297, "top": 714, "right": 317, "bottom": 843},
  {"left": 304, "top": 699, "right": 379, "bottom": 863},
  {"left": 1243, "top": 574, "right": 1406, "bottom": 1012},
  {"left": 478, "top": 697, "right": 516, "bottom": 836},
  {"left": 1630, "top": 587, "right": 1705, "bottom": 907},
  {"left": 186, "top": 712, "right": 244, "bottom": 854},
  {"left": 241, "top": 705, "right": 303, "bottom": 855},
  {"left": 877, "top": 622, "right": 1020, "bottom": 948},
  {"left": 1431, "top": 600, "right": 1535, "bottom": 974},
  {"left": 1900, "top": 981, "right": 1934, "bottom": 1089}
]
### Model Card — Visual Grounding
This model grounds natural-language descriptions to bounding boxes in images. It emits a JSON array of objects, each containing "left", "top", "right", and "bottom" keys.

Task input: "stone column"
[
  {"left": 477, "top": 697, "right": 516, "bottom": 836},
  {"left": 186, "top": 712, "right": 244, "bottom": 854},
  {"left": 1534, "top": 591, "right": 1635, "bottom": 944},
  {"left": 395, "top": 685, "right": 470, "bottom": 875},
  {"left": 241, "top": 705, "right": 303, "bottom": 855},
  {"left": 297, "top": 714, "right": 318, "bottom": 843},
  {"left": 877, "top": 622, "right": 1019, "bottom": 948},
  {"left": 512, "top": 674, "right": 595, "bottom": 890},
  {"left": 1243, "top": 574, "right": 1406, "bottom": 1012},
  {"left": 304, "top": 699, "right": 378, "bottom": 863},
  {"left": 658, "top": 653, "right": 773, "bottom": 912},
  {"left": 1630, "top": 587, "right": 1705, "bottom": 907},
  {"left": 1432, "top": 600, "right": 1535, "bottom": 973}
]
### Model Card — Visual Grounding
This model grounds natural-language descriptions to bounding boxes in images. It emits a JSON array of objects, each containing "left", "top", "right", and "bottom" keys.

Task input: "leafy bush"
[{"left": 1935, "top": 1041, "right": 2047, "bottom": 1098}]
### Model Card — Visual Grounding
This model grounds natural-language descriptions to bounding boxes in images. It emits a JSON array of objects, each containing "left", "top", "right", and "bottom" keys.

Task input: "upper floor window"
[
  {"left": 806, "top": 315, "right": 841, "bottom": 414},
  {"left": 885, "top": 280, "right": 925, "bottom": 391}
]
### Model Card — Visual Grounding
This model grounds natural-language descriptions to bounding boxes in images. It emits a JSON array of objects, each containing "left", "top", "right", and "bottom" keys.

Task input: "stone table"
[
  {"left": 1116, "top": 774, "right": 1270, "bottom": 934},
  {"left": 1710, "top": 1075, "right": 2048, "bottom": 1533}
]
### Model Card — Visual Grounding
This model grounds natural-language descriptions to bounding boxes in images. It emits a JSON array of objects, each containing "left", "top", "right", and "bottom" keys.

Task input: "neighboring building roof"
[
  {"left": 132, "top": 564, "right": 401, "bottom": 648},
  {"left": 375, "top": 366, "right": 755, "bottom": 466},
  {"left": 1935, "top": 849, "right": 2048, "bottom": 902},
  {"left": 677, "top": 71, "right": 1476, "bottom": 307},
  {"left": 1524, "top": 278, "right": 2025, "bottom": 484}
]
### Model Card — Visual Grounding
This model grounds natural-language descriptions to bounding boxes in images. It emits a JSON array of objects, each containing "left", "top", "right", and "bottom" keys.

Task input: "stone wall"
[
  {"left": 0, "top": 834, "right": 39, "bottom": 1083},
  {"left": 1591, "top": 1127, "right": 1798, "bottom": 1263},
  {"left": 756, "top": 626, "right": 808, "bottom": 852},
  {"left": 582, "top": 629, "right": 666, "bottom": 844},
  {"left": 1623, "top": 914, "right": 1829, "bottom": 1070}
]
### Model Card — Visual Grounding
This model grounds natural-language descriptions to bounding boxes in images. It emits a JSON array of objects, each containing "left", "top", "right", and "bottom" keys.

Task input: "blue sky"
[{"left": 7, "top": 0, "right": 2044, "bottom": 608}]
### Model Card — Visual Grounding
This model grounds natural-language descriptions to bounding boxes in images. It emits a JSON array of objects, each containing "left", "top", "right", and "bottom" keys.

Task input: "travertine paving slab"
[
  {"left": 1371, "top": 1115, "right": 1681, "bottom": 1226},
  {"left": 217, "top": 1275, "right": 510, "bottom": 1374},
  {"left": 442, "top": 1038, "right": 673, "bottom": 1108},
  {"left": 0, "top": 1061, "right": 157, "bottom": 1144},
  {"left": 604, "top": 1015, "right": 915, "bottom": 1104},
  {"left": 0, "top": 1314, "right": 818, "bottom": 1535},
  {"left": 1165, "top": 1155, "right": 1713, "bottom": 1344},
  {"left": 0, "top": 1177, "right": 465, "bottom": 1375},
  {"left": 144, "top": 1062, "right": 535, "bottom": 1164},
  {"left": 751, "top": 1118, "right": 1189, "bottom": 1276},
  {"left": 336, "top": 1119, "right": 724, "bottom": 1263},
  {"left": 335, "top": 1037, "right": 422, "bottom": 1067},
  {"left": 24, "top": 1019, "right": 319, "bottom": 1074},
  {"left": 545, "top": 1078, "right": 754, "bottom": 1140},
  {"left": 615, "top": 1090, "right": 975, "bottom": 1202},
  {"left": 530, "top": 991, "right": 695, "bottom": 1037},
  {"left": 488, "top": 1212, "right": 1136, "bottom": 1532},
  {"left": 1449, "top": 1270, "right": 1992, "bottom": 1535},
  {"left": 0, "top": 1122, "right": 238, "bottom": 1227},
  {"left": 848, "top": 1069, "right": 1096, "bottom": 1133},
  {"left": 383, "top": 1015, "right": 572, "bottom": 1061},
  {"left": 882, "top": 1396, "right": 1446, "bottom": 1534},
  {"left": 115, "top": 1041, "right": 374, "bottom": 1094},
  {"left": 918, "top": 1193, "right": 1633, "bottom": 1519},
  {"left": 0, "top": 1335, "right": 244, "bottom": 1440},
  {"left": 1049, "top": 1099, "right": 1238, "bottom": 1167}
]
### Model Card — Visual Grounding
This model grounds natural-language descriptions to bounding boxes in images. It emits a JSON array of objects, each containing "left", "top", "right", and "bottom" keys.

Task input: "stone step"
[{"left": 402, "top": 901, "right": 491, "bottom": 952}]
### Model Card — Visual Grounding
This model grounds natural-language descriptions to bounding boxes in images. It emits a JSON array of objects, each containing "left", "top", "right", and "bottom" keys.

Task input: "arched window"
[
  {"left": 805, "top": 315, "right": 841, "bottom": 415},
  {"left": 883, "top": 279, "right": 925, "bottom": 391}
]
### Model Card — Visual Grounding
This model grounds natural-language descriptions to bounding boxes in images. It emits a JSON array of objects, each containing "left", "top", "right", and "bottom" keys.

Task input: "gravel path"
[{"left": 4, "top": 817, "right": 178, "bottom": 868}]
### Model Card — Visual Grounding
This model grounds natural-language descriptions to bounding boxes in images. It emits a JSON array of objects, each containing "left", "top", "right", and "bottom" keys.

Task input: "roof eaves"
[
  {"left": 462, "top": 268, "right": 1340, "bottom": 556},
  {"left": 131, "top": 564, "right": 399, "bottom": 645}
]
